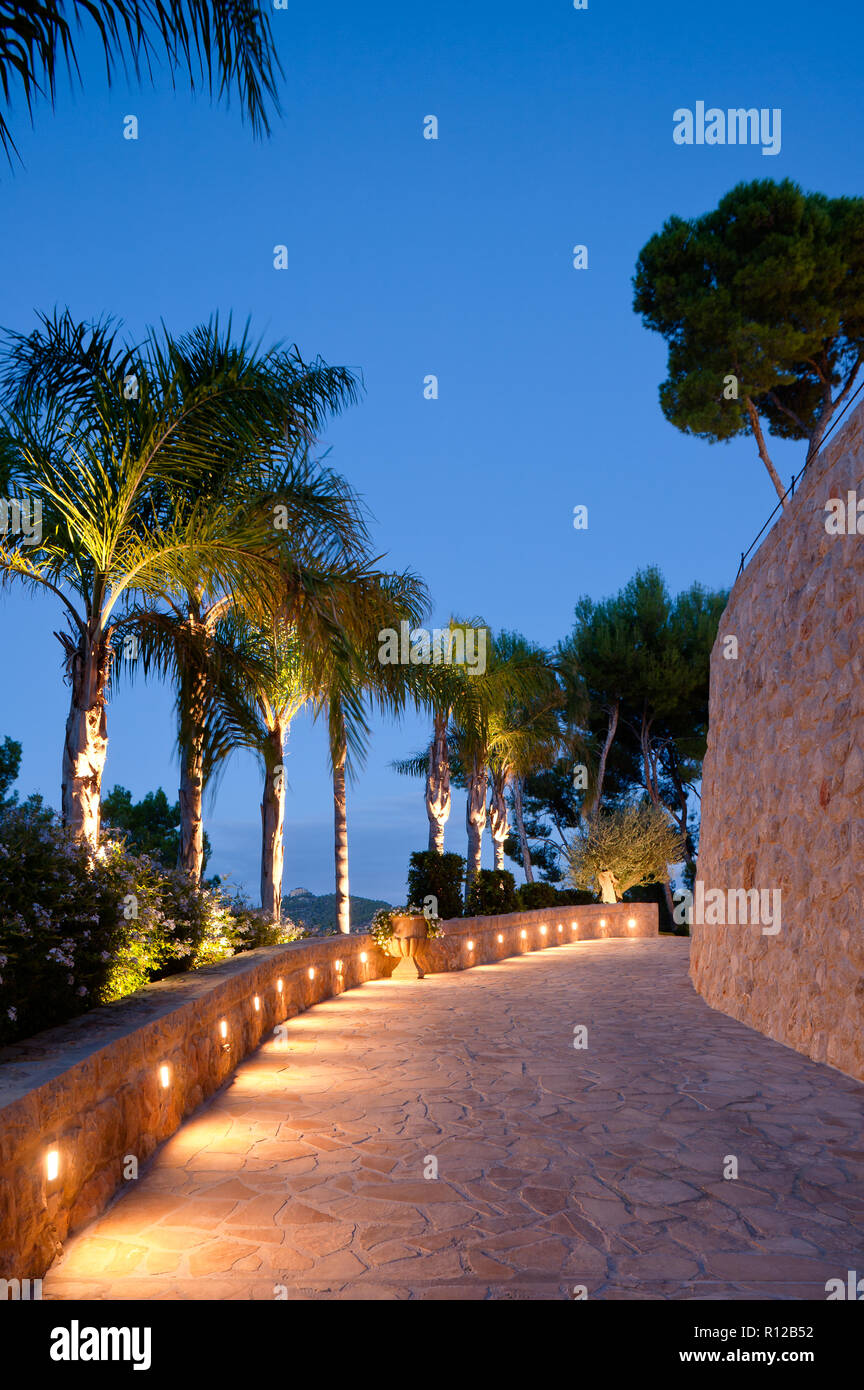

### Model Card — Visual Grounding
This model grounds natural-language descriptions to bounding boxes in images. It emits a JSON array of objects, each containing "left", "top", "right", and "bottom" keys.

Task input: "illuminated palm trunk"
[
  {"left": 61, "top": 628, "right": 111, "bottom": 849},
  {"left": 489, "top": 774, "right": 508, "bottom": 872},
  {"left": 512, "top": 777, "right": 534, "bottom": 882},
  {"left": 465, "top": 758, "right": 487, "bottom": 887},
  {"left": 178, "top": 657, "right": 207, "bottom": 884},
  {"left": 178, "top": 742, "right": 205, "bottom": 882},
  {"left": 426, "top": 711, "right": 451, "bottom": 853},
  {"left": 333, "top": 731, "right": 350, "bottom": 934},
  {"left": 260, "top": 721, "right": 286, "bottom": 920}
]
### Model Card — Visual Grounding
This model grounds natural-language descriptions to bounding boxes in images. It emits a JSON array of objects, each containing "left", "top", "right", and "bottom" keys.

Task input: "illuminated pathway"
[{"left": 44, "top": 939, "right": 864, "bottom": 1300}]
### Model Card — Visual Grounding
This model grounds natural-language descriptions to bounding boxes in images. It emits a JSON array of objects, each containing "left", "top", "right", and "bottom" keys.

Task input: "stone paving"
[{"left": 43, "top": 938, "right": 864, "bottom": 1300}]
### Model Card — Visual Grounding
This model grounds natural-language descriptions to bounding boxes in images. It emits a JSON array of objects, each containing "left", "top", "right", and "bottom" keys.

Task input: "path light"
[
  {"left": 45, "top": 1149, "right": 59, "bottom": 1182},
  {"left": 308, "top": 968, "right": 315, "bottom": 980},
  {"left": 520, "top": 930, "right": 527, "bottom": 940},
  {"left": 253, "top": 996, "right": 261, "bottom": 1012},
  {"left": 628, "top": 917, "right": 637, "bottom": 930},
  {"left": 467, "top": 940, "right": 474, "bottom": 951},
  {"left": 335, "top": 959, "right": 343, "bottom": 974},
  {"left": 219, "top": 1019, "right": 228, "bottom": 1040},
  {"left": 360, "top": 952, "right": 368, "bottom": 963},
  {"left": 600, "top": 918, "right": 606, "bottom": 928},
  {"left": 497, "top": 934, "right": 504, "bottom": 944},
  {"left": 277, "top": 978, "right": 284, "bottom": 994},
  {"left": 540, "top": 925, "right": 547, "bottom": 936},
  {"left": 571, "top": 921, "right": 577, "bottom": 931},
  {"left": 159, "top": 1064, "right": 171, "bottom": 1090},
  {"left": 557, "top": 924, "right": 563, "bottom": 934}
]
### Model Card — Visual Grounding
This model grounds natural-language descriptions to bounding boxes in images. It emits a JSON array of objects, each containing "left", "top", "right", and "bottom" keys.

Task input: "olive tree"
[{"left": 566, "top": 803, "right": 685, "bottom": 904}]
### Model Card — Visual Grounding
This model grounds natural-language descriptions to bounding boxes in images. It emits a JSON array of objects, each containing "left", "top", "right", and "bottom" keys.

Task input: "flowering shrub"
[
  {"left": 0, "top": 800, "right": 302, "bottom": 1045},
  {"left": 0, "top": 799, "right": 128, "bottom": 1043},
  {"left": 224, "top": 895, "right": 304, "bottom": 953}
]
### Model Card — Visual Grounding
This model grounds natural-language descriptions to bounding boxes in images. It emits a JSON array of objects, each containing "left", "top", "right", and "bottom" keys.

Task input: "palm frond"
[
  {"left": 392, "top": 748, "right": 428, "bottom": 780},
  {"left": 0, "top": 0, "right": 283, "bottom": 163}
]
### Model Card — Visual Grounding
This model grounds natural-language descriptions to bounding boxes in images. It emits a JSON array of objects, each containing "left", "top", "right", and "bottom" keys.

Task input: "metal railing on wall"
[{"left": 736, "top": 379, "right": 864, "bottom": 578}]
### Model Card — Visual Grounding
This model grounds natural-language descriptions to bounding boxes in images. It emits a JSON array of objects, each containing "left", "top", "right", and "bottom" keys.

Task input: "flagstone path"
[{"left": 44, "top": 938, "right": 864, "bottom": 1301}]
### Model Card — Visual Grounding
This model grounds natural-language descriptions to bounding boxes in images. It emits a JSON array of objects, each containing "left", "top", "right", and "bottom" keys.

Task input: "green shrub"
[
  {"left": 0, "top": 800, "right": 301, "bottom": 1045},
  {"left": 0, "top": 799, "right": 134, "bottom": 1043},
  {"left": 552, "top": 886, "right": 598, "bottom": 907},
  {"left": 406, "top": 850, "right": 465, "bottom": 921},
  {"left": 464, "top": 869, "right": 520, "bottom": 917},
  {"left": 517, "top": 881, "right": 558, "bottom": 910}
]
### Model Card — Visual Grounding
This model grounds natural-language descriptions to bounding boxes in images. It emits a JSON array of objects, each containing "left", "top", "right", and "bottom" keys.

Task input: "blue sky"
[{"left": 0, "top": 0, "right": 860, "bottom": 904}]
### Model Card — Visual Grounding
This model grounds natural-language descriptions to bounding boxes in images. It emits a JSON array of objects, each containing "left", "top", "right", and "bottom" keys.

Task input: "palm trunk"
[
  {"left": 426, "top": 710, "right": 451, "bottom": 853},
  {"left": 260, "top": 721, "right": 286, "bottom": 921},
  {"left": 589, "top": 699, "right": 619, "bottom": 820},
  {"left": 178, "top": 741, "right": 205, "bottom": 883},
  {"left": 512, "top": 777, "right": 534, "bottom": 883},
  {"left": 333, "top": 726, "right": 350, "bottom": 935},
  {"left": 61, "top": 625, "right": 111, "bottom": 849},
  {"left": 489, "top": 773, "right": 508, "bottom": 872},
  {"left": 465, "top": 758, "right": 487, "bottom": 887},
  {"left": 178, "top": 657, "right": 207, "bottom": 884}
]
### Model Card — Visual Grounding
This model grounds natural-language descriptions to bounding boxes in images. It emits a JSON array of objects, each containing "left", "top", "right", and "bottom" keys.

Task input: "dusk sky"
[{"left": 0, "top": 0, "right": 859, "bottom": 904}]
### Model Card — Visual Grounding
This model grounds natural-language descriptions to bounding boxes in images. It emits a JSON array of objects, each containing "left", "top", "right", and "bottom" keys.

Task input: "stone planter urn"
[{"left": 389, "top": 913, "right": 427, "bottom": 980}]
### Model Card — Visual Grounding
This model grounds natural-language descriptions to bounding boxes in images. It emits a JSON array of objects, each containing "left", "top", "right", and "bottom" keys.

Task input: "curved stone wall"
[
  {"left": 0, "top": 902, "right": 656, "bottom": 1279},
  {"left": 692, "top": 399, "right": 864, "bottom": 1083}
]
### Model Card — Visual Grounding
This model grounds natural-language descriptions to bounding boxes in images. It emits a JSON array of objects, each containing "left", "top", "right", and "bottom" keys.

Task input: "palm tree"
[
  {"left": 395, "top": 622, "right": 550, "bottom": 878},
  {"left": 487, "top": 633, "right": 561, "bottom": 878},
  {"left": 113, "top": 322, "right": 365, "bottom": 883},
  {"left": 199, "top": 612, "right": 308, "bottom": 918},
  {"left": 0, "top": 0, "right": 282, "bottom": 161},
  {"left": 0, "top": 311, "right": 351, "bottom": 849},
  {"left": 119, "top": 593, "right": 262, "bottom": 880},
  {"left": 309, "top": 567, "right": 428, "bottom": 933},
  {"left": 437, "top": 630, "right": 541, "bottom": 887},
  {"left": 400, "top": 618, "right": 485, "bottom": 854}
]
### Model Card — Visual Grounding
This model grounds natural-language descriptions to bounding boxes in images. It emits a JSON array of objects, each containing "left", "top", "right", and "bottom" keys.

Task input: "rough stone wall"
[
  {"left": 691, "top": 399, "right": 864, "bottom": 1082},
  {"left": 0, "top": 903, "right": 656, "bottom": 1278}
]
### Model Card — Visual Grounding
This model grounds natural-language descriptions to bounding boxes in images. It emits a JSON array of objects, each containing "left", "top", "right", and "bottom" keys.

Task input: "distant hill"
[{"left": 282, "top": 888, "right": 391, "bottom": 933}]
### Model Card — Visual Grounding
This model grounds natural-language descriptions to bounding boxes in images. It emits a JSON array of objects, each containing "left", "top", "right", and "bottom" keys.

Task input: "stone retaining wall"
[
  {"left": 692, "top": 397, "right": 864, "bottom": 1082},
  {"left": 0, "top": 902, "right": 655, "bottom": 1278}
]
